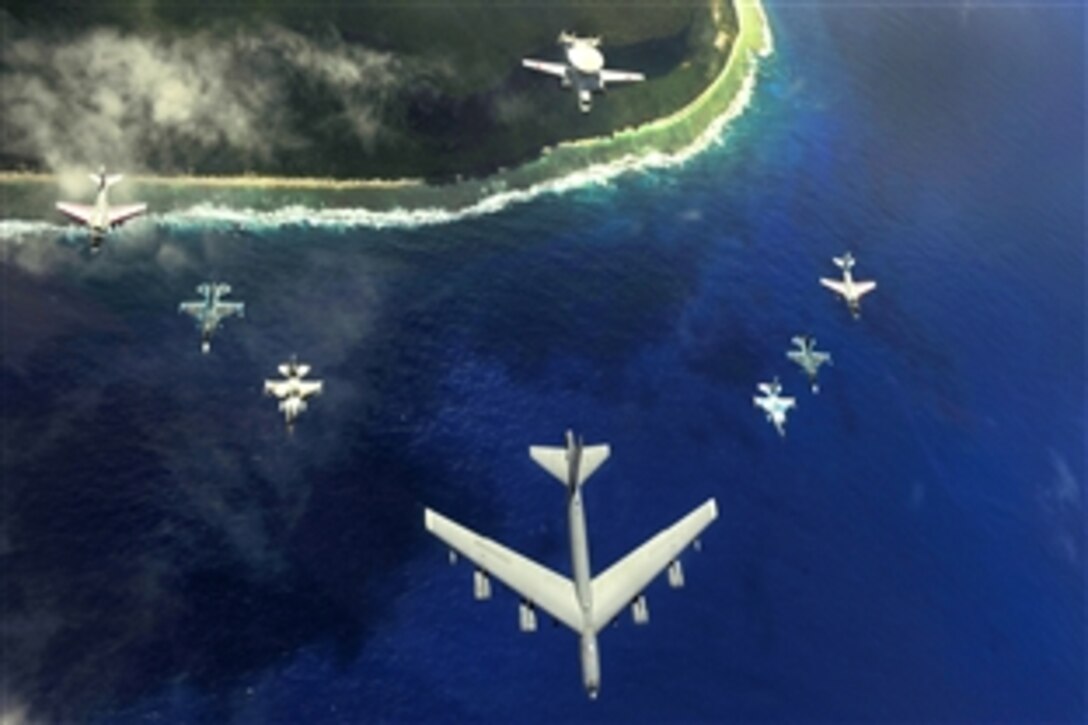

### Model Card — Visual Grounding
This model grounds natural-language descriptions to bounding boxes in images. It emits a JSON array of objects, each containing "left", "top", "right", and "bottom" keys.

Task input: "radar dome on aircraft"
[{"left": 568, "top": 43, "right": 604, "bottom": 74}]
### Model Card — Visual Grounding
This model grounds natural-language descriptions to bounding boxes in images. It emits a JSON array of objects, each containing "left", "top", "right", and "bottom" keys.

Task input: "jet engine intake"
[
  {"left": 631, "top": 594, "right": 649, "bottom": 625},
  {"left": 667, "top": 560, "right": 685, "bottom": 589},
  {"left": 518, "top": 600, "right": 538, "bottom": 632},
  {"left": 473, "top": 569, "right": 491, "bottom": 601}
]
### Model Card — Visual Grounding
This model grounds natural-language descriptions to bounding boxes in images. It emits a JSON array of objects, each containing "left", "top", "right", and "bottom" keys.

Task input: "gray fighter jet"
[
  {"left": 424, "top": 430, "right": 717, "bottom": 699},
  {"left": 178, "top": 283, "right": 245, "bottom": 354},
  {"left": 55, "top": 167, "right": 147, "bottom": 251},
  {"left": 263, "top": 357, "right": 323, "bottom": 431},
  {"left": 786, "top": 335, "right": 832, "bottom": 393},
  {"left": 820, "top": 252, "right": 877, "bottom": 318},
  {"left": 753, "top": 378, "right": 796, "bottom": 437},
  {"left": 522, "top": 32, "right": 645, "bottom": 113}
]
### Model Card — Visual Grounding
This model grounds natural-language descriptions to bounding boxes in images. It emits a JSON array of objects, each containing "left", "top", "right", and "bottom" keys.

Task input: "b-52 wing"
[
  {"left": 522, "top": 59, "right": 568, "bottom": 78},
  {"left": 424, "top": 508, "right": 583, "bottom": 631},
  {"left": 589, "top": 499, "right": 717, "bottom": 631}
]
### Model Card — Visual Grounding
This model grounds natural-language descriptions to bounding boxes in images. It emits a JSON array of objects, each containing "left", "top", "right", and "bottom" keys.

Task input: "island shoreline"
[{"left": 0, "top": 0, "right": 772, "bottom": 230}]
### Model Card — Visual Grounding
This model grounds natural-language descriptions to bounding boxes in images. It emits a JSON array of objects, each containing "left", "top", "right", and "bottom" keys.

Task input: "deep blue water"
[{"left": 2, "top": 1, "right": 1084, "bottom": 722}]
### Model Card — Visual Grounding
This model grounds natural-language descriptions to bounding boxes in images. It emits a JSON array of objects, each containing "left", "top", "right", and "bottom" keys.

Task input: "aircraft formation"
[
  {"left": 752, "top": 253, "right": 878, "bottom": 437},
  {"left": 40, "top": 30, "right": 882, "bottom": 700}
]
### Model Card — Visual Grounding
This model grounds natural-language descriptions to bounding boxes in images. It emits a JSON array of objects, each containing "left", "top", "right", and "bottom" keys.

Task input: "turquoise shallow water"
[{"left": 1, "top": 1, "right": 1084, "bottom": 722}]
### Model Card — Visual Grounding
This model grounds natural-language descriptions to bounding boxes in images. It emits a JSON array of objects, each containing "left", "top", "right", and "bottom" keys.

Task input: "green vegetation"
[{"left": 1, "top": 0, "right": 738, "bottom": 180}]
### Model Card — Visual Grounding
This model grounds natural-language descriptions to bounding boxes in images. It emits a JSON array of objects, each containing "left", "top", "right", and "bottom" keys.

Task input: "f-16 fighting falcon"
[
  {"left": 786, "top": 335, "right": 832, "bottom": 393},
  {"left": 55, "top": 167, "right": 147, "bottom": 251},
  {"left": 263, "top": 357, "right": 323, "bottom": 431},
  {"left": 753, "top": 378, "right": 796, "bottom": 437},
  {"left": 424, "top": 430, "right": 718, "bottom": 699},
  {"left": 178, "top": 283, "right": 245, "bottom": 354},
  {"left": 522, "top": 32, "right": 645, "bottom": 113},
  {"left": 819, "top": 252, "right": 877, "bottom": 319}
]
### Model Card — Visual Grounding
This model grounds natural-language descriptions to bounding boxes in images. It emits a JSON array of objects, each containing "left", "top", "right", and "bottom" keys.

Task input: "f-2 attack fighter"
[
  {"left": 178, "top": 283, "right": 245, "bottom": 354},
  {"left": 786, "top": 335, "right": 832, "bottom": 393},
  {"left": 820, "top": 252, "right": 877, "bottom": 319},
  {"left": 522, "top": 32, "right": 645, "bottom": 113},
  {"left": 424, "top": 430, "right": 718, "bottom": 700},
  {"left": 55, "top": 167, "right": 147, "bottom": 251},
  {"left": 263, "top": 357, "right": 323, "bottom": 431},
  {"left": 753, "top": 378, "right": 796, "bottom": 437}
]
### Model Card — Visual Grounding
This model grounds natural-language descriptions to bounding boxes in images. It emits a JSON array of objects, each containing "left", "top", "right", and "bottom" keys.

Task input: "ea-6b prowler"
[
  {"left": 424, "top": 430, "right": 718, "bottom": 699},
  {"left": 820, "top": 252, "right": 877, "bottom": 318},
  {"left": 522, "top": 32, "right": 645, "bottom": 113},
  {"left": 178, "top": 283, "right": 245, "bottom": 354},
  {"left": 55, "top": 167, "right": 147, "bottom": 251}
]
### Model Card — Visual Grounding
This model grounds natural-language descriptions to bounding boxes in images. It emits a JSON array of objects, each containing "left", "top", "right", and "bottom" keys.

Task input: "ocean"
[{"left": 1, "top": 1, "right": 1084, "bottom": 722}]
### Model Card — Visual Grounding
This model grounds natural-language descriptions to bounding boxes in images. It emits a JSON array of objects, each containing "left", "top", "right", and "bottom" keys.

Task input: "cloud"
[
  {"left": 1, "top": 23, "right": 405, "bottom": 174},
  {"left": 1039, "top": 449, "right": 1083, "bottom": 565}
]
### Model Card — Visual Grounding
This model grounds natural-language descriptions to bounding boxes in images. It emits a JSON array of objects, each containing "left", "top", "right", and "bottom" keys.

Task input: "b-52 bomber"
[
  {"left": 424, "top": 430, "right": 718, "bottom": 699},
  {"left": 522, "top": 32, "right": 645, "bottom": 113},
  {"left": 820, "top": 252, "right": 877, "bottom": 318},
  {"left": 178, "top": 283, "right": 245, "bottom": 354},
  {"left": 786, "top": 335, "right": 832, "bottom": 393},
  {"left": 753, "top": 378, "right": 796, "bottom": 437},
  {"left": 263, "top": 357, "right": 323, "bottom": 431},
  {"left": 55, "top": 167, "right": 147, "bottom": 251}
]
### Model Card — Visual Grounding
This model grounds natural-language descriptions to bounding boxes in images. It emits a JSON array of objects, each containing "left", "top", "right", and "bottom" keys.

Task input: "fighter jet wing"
[
  {"left": 178, "top": 301, "right": 206, "bottom": 319},
  {"left": 599, "top": 68, "right": 645, "bottom": 84},
  {"left": 264, "top": 380, "right": 291, "bottom": 398},
  {"left": 522, "top": 58, "right": 569, "bottom": 78},
  {"left": 298, "top": 380, "right": 323, "bottom": 398},
  {"left": 107, "top": 203, "right": 148, "bottom": 227},
  {"left": 424, "top": 508, "right": 583, "bottom": 632},
  {"left": 590, "top": 499, "right": 718, "bottom": 632},
  {"left": 218, "top": 302, "right": 245, "bottom": 319},
  {"left": 55, "top": 202, "right": 95, "bottom": 225}
]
